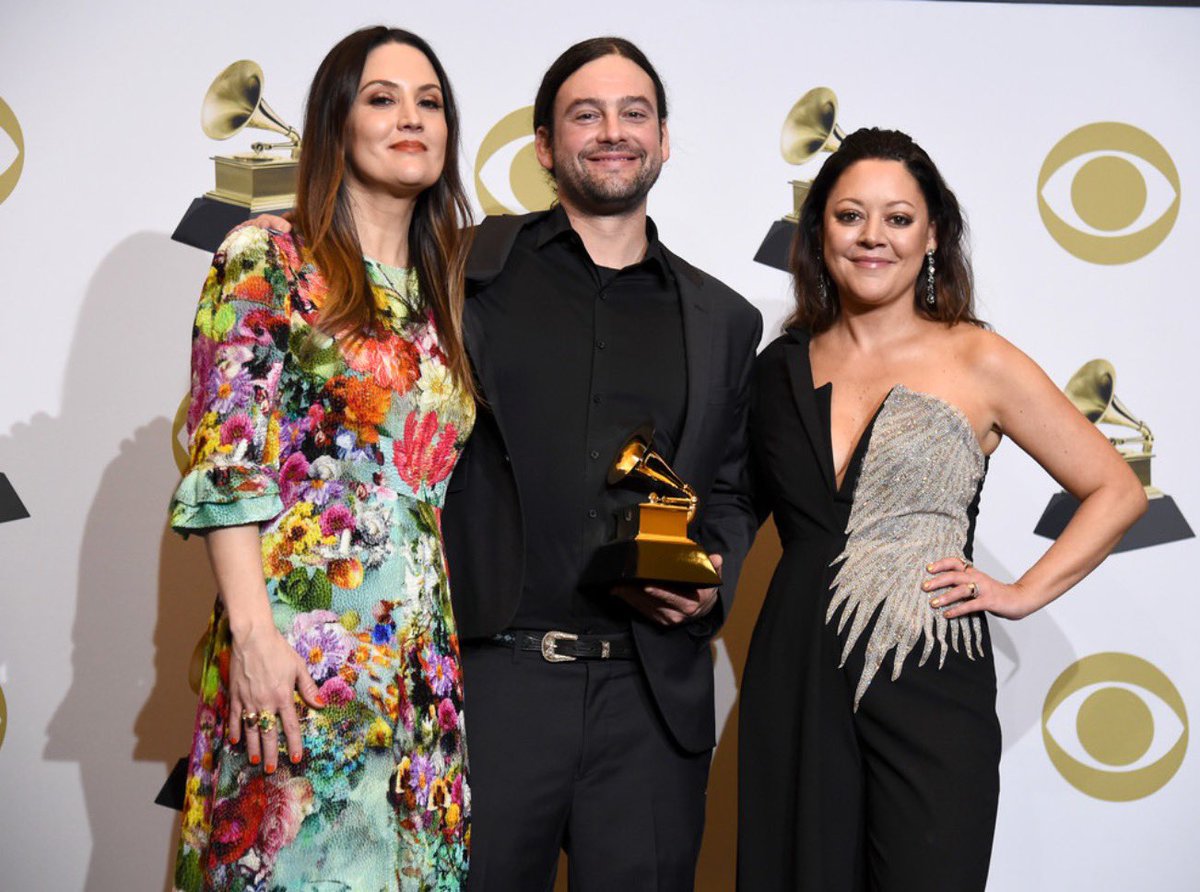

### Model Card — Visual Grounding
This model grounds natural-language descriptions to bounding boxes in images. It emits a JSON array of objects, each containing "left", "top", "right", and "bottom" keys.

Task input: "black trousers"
[
  {"left": 739, "top": 603, "right": 1001, "bottom": 891},
  {"left": 461, "top": 641, "right": 711, "bottom": 891}
]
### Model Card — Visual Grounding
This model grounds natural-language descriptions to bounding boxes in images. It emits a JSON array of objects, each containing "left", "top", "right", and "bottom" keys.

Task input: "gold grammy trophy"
[
  {"left": 1035, "top": 358, "right": 1192, "bottom": 551},
  {"left": 753, "top": 86, "right": 848, "bottom": 271},
  {"left": 1065, "top": 360, "right": 1157, "bottom": 492},
  {"left": 174, "top": 61, "right": 302, "bottom": 251},
  {"left": 202, "top": 60, "right": 301, "bottom": 211},
  {"left": 594, "top": 429, "right": 722, "bottom": 587},
  {"left": 780, "top": 86, "right": 846, "bottom": 221}
]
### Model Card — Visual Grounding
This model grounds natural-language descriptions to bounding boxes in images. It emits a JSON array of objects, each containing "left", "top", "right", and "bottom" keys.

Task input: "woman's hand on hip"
[
  {"left": 923, "top": 557, "right": 1038, "bottom": 621},
  {"left": 227, "top": 622, "right": 324, "bottom": 773}
]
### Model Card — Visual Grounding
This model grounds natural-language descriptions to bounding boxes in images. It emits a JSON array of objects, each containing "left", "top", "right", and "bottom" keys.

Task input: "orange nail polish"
[
  {"left": 249, "top": 754, "right": 261, "bottom": 766},
  {"left": 291, "top": 753, "right": 303, "bottom": 764},
  {"left": 265, "top": 764, "right": 277, "bottom": 775}
]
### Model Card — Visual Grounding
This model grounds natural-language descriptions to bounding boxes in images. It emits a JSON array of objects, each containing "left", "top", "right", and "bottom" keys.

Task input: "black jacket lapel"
[
  {"left": 664, "top": 247, "right": 710, "bottom": 477},
  {"left": 463, "top": 212, "right": 546, "bottom": 424},
  {"left": 783, "top": 327, "right": 835, "bottom": 494}
]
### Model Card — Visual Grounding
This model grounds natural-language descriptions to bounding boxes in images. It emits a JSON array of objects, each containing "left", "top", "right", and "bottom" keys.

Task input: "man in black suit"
[{"left": 442, "top": 36, "right": 761, "bottom": 891}]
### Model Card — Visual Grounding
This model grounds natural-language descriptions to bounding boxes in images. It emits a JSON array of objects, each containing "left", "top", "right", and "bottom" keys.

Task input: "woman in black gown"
[{"left": 737, "top": 128, "right": 1146, "bottom": 891}]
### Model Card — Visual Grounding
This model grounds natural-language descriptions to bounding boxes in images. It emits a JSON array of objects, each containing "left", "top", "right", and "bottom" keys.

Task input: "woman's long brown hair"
[
  {"left": 293, "top": 26, "right": 475, "bottom": 398},
  {"left": 787, "top": 127, "right": 983, "bottom": 334}
]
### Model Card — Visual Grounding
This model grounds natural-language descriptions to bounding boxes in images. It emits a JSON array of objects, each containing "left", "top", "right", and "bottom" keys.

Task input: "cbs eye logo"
[
  {"left": 1042, "top": 652, "right": 1187, "bottom": 801},
  {"left": 1038, "top": 123, "right": 1180, "bottom": 265},
  {"left": 474, "top": 106, "right": 555, "bottom": 216},
  {"left": 0, "top": 96, "right": 24, "bottom": 205}
]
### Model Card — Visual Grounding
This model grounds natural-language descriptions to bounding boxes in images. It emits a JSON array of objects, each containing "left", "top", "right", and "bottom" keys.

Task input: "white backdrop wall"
[{"left": 1, "top": 1, "right": 1197, "bottom": 889}]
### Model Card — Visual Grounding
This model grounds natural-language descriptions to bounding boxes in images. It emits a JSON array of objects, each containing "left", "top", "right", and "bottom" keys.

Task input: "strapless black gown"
[{"left": 738, "top": 330, "right": 1001, "bottom": 891}]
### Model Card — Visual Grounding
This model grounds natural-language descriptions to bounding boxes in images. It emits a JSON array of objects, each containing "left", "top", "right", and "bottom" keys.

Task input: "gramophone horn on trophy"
[
  {"left": 592, "top": 428, "right": 722, "bottom": 587},
  {"left": 1064, "top": 359, "right": 1157, "bottom": 493},
  {"left": 1034, "top": 357, "right": 1193, "bottom": 551},
  {"left": 780, "top": 86, "right": 847, "bottom": 220},
  {"left": 201, "top": 60, "right": 300, "bottom": 212}
]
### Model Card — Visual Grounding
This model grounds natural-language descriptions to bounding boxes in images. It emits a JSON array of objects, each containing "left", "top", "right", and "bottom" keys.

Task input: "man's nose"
[{"left": 599, "top": 111, "right": 622, "bottom": 143}]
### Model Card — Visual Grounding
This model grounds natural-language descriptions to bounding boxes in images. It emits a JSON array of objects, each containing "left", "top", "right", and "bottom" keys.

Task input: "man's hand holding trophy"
[{"left": 593, "top": 428, "right": 723, "bottom": 626}]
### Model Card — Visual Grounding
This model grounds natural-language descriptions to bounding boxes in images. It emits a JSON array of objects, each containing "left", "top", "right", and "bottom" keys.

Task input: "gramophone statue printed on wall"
[
  {"left": 1035, "top": 359, "right": 1193, "bottom": 551},
  {"left": 591, "top": 428, "right": 722, "bottom": 588},
  {"left": 172, "top": 60, "right": 301, "bottom": 253},
  {"left": 754, "top": 86, "right": 847, "bottom": 272}
]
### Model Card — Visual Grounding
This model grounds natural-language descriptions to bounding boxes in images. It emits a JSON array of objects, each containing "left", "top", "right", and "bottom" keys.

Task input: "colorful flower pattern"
[{"left": 170, "top": 226, "right": 474, "bottom": 891}]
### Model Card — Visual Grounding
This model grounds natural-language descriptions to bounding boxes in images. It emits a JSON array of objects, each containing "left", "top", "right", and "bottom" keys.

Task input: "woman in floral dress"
[{"left": 169, "top": 27, "right": 475, "bottom": 890}]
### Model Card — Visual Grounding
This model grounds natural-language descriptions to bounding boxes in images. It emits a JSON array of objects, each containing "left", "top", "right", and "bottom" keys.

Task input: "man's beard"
[{"left": 553, "top": 144, "right": 662, "bottom": 215}]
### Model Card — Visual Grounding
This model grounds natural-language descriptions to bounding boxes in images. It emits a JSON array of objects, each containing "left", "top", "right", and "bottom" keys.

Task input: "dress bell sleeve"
[{"left": 170, "top": 226, "right": 292, "bottom": 533}]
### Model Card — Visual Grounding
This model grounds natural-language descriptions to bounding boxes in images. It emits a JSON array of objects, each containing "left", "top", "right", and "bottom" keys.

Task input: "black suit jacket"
[{"left": 442, "top": 211, "right": 762, "bottom": 753}]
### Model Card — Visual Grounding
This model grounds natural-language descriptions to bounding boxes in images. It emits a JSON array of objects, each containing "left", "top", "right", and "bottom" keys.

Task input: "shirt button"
[
  {"left": 592, "top": 394, "right": 602, "bottom": 404},
  {"left": 590, "top": 450, "right": 600, "bottom": 460},
  {"left": 596, "top": 340, "right": 606, "bottom": 350},
  {"left": 588, "top": 508, "right": 598, "bottom": 519}
]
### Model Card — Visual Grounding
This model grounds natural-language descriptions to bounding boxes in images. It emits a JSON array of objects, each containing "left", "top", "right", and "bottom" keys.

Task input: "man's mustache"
[{"left": 581, "top": 144, "right": 646, "bottom": 160}]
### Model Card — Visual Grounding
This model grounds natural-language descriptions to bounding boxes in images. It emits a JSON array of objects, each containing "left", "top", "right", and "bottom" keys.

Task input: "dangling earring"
[
  {"left": 924, "top": 250, "right": 936, "bottom": 306},
  {"left": 818, "top": 271, "right": 829, "bottom": 305}
]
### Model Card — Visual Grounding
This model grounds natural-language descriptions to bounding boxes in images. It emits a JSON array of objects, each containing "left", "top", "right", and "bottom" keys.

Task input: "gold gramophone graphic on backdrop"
[
  {"left": 201, "top": 60, "right": 300, "bottom": 211},
  {"left": 592, "top": 428, "right": 722, "bottom": 587},
  {"left": 172, "top": 61, "right": 300, "bottom": 252},
  {"left": 1035, "top": 359, "right": 1193, "bottom": 551},
  {"left": 780, "top": 87, "right": 846, "bottom": 221},
  {"left": 754, "top": 86, "right": 848, "bottom": 271}
]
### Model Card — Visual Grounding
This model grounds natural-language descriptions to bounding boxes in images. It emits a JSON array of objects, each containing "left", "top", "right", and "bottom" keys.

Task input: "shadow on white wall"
[{"left": 0, "top": 232, "right": 215, "bottom": 891}]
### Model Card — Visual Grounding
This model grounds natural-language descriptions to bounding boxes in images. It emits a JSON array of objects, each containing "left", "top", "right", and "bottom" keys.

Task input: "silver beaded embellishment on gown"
[{"left": 827, "top": 386, "right": 987, "bottom": 710}]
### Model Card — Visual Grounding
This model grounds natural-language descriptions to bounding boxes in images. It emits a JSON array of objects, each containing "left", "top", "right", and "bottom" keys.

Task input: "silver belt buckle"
[{"left": 541, "top": 630, "right": 579, "bottom": 663}]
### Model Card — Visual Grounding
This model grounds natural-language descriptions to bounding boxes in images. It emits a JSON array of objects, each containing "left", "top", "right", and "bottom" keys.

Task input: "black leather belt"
[{"left": 487, "top": 629, "right": 635, "bottom": 662}]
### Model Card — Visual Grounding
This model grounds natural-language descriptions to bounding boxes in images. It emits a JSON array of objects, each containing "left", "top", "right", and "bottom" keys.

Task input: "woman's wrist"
[{"left": 227, "top": 606, "right": 278, "bottom": 642}]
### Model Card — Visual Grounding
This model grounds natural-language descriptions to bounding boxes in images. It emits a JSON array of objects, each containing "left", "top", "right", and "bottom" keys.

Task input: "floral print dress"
[{"left": 170, "top": 226, "right": 474, "bottom": 891}]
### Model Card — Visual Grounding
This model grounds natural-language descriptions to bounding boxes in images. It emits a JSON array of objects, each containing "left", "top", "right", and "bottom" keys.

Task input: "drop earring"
[{"left": 925, "top": 250, "right": 936, "bottom": 306}]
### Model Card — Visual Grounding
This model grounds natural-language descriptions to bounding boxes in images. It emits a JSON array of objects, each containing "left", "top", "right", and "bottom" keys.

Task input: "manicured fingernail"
[
  {"left": 926, "top": 563, "right": 935, "bottom": 572},
  {"left": 265, "top": 764, "right": 276, "bottom": 775},
  {"left": 930, "top": 598, "right": 941, "bottom": 607},
  {"left": 922, "top": 582, "right": 932, "bottom": 590},
  {"left": 228, "top": 734, "right": 239, "bottom": 744},
  {"left": 314, "top": 696, "right": 326, "bottom": 708},
  {"left": 249, "top": 755, "right": 261, "bottom": 766},
  {"left": 290, "top": 753, "right": 302, "bottom": 764}
]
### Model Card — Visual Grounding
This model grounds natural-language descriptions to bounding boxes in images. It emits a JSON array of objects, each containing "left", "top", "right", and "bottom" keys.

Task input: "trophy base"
[
  {"left": 209, "top": 154, "right": 298, "bottom": 210},
  {"left": 204, "top": 189, "right": 298, "bottom": 213},
  {"left": 172, "top": 195, "right": 294, "bottom": 253},
  {"left": 0, "top": 472, "right": 30, "bottom": 524},
  {"left": 754, "top": 218, "right": 797, "bottom": 272},
  {"left": 154, "top": 757, "right": 189, "bottom": 811},
  {"left": 591, "top": 538, "right": 722, "bottom": 588},
  {"left": 1035, "top": 490, "right": 1194, "bottom": 552}
]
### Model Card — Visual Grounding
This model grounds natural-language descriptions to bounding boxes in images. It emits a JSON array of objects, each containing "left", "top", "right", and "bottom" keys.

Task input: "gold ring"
[
  {"left": 967, "top": 582, "right": 979, "bottom": 599},
  {"left": 258, "top": 712, "right": 279, "bottom": 733},
  {"left": 242, "top": 710, "right": 259, "bottom": 724}
]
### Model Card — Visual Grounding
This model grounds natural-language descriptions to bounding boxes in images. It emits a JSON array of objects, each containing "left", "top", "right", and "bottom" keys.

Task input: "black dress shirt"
[{"left": 467, "top": 206, "right": 686, "bottom": 632}]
